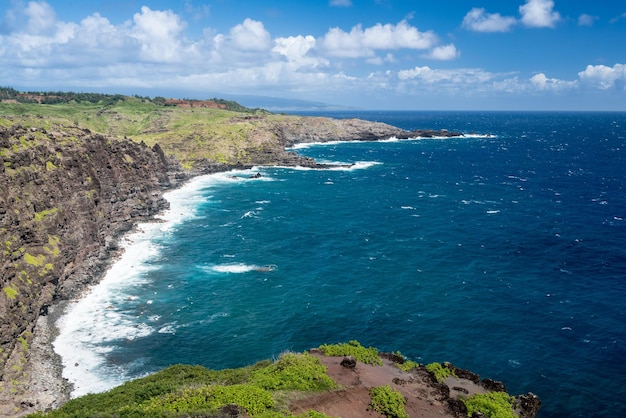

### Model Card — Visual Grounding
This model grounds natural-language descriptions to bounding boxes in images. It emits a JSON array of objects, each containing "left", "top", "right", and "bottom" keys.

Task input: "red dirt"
[{"left": 289, "top": 351, "right": 482, "bottom": 418}]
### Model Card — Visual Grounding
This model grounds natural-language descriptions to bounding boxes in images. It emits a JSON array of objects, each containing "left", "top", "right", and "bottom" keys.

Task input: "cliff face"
[{"left": 0, "top": 123, "right": 179, "bottom": 408}]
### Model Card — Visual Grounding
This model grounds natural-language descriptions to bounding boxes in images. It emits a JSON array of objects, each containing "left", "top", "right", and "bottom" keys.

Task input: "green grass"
[
  {"left": 317, "top": 340, "right": 383, "bottom": 366},
  {"left": 249, "top": 352, "right": 337, "bottom": 392},
  {"left": 1, "top": 99, "right": 289, "bottom": 168},
  {"left": 27, "top": 352, "right": 336, "bottom": 418}
]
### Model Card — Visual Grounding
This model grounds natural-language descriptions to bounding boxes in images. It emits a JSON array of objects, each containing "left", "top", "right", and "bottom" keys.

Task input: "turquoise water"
[{"left": 55, "top": 111, "right": 626, "bottom": 417}]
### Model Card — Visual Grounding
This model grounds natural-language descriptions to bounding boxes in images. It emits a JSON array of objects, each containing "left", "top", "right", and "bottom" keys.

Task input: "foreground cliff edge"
[
  {"left": 24, "top": 341, "right": 541, "bottom": 418},
  {"left": 0, "top": 96, "right": 538, "bottom": 417}
]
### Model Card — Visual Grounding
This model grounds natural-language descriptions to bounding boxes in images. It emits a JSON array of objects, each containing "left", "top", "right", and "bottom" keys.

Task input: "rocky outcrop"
[
  {"left": 270, "top": 116, "right": 461, "bottom": 148},
  {"left": 0, "top": 123, "right": 182, "bottom": 415}
]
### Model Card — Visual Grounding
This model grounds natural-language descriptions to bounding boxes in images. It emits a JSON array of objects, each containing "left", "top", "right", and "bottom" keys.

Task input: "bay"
[{"left": 55, "top": 111, "right": 626, "bottom": 417}]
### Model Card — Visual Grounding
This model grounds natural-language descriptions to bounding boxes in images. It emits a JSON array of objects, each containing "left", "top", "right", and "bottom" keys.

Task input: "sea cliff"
[{"left": 0, "top": 100, "right": 537, "bottom": 417}]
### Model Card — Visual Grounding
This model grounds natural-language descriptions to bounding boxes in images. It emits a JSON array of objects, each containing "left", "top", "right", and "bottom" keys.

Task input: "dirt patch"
[{"left": 290, "top": 352, "right": 475, "bottom": 418}]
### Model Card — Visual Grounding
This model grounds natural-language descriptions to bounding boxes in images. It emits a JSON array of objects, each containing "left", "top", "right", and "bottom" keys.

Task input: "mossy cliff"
[{"left": 0, "top": 122, "right": 182, "bottom": 409}]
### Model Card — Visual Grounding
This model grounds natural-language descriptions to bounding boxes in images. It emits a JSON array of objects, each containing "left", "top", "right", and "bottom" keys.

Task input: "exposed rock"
[
  {"left": 0, "top": 123, "right": 178, "bottom": 416},
  {"left": 340, "top": 356, "right": 357, "bottom": 369},
  {"left": 515, "top": 392, "right": 542, "bottom": 418}
]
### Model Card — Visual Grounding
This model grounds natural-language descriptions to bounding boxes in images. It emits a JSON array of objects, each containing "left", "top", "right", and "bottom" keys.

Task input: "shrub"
[
  {"left": 369, "top": 385, "right": 408, "bottom": 418},
  {"left": 462, "top": 391, "right": 517, "bottom": 418},
  {"left": 396, "top": 359, "right": 420, "bottom": 372},
  {"left": 250, "top": 352, "right": 337, "bottom": 392},
  {"left": 318, "top": 340, "right": 383, "bottom": 366},
  {"left": 425, "top": 362, "right": 456, "bottom": 382}
]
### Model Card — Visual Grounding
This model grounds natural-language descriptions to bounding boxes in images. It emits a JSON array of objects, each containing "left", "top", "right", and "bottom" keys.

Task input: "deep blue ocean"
[{"left": 54, "top": 111, "right": 626, "bottom": 417}]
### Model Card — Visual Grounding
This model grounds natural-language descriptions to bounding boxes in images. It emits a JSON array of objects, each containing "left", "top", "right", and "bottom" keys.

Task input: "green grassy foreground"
[
  {"left": 25, "top": 341, "right": 522, "bottom": 418},
  {"left": 27, "top": 351, "right": 335, "bottom": 418}
]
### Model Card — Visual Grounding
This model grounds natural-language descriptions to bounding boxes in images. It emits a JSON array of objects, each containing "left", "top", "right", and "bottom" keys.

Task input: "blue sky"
[{"left": 1, "top": 0, "right": 625, "bottom": 110}]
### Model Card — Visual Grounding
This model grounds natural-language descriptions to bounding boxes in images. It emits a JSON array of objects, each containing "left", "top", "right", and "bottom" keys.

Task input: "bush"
[
  {"left": 425, "top": 362, "right": 456, "bottom": 382},
  {"left": 462, "top": 391, "right": 517, "bottom": 418},
  {"left": 369, "top": 385, "right": 408, "bottom": 418},
  {"left": 396, "top": 359, "right": 420, "bottom": 372},
  {"left": 318, "top": 340, "right": 383, "bottom": 366},
  {"left": 250, "top": 352, "right": 337, "bottom": 392}
]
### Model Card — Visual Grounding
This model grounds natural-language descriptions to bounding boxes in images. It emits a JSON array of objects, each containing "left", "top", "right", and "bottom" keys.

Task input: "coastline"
[
  {"left": 18, "top": 162, "right": 367, "bottom": 413},
  {"left": 1, "top": 118, "right": 466, "bottom": 416},
  {"left": 19, "top": 169, "right": 250, "bottom": 412},
  {"left": 18, "top": 304, "right": 71, "bottom": 415}
]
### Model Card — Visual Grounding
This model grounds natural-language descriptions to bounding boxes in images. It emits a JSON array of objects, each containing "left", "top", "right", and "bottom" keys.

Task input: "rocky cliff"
[{"left": 0, "top": 123, "right": 186, "bottom": 414}]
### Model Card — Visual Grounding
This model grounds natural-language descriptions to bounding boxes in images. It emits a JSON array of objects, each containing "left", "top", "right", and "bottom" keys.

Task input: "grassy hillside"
[
  {"left": 0, "top": 97, "right": 289, "bottom": 169},
  {"left": 27, "top": 351, "right": 335, "bottom": 418}
]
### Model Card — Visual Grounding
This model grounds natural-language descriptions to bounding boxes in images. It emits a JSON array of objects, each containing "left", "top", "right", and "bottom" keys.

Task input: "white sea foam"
[
  {"left": 279, "top": 161, "right": 381, "bottom": 171},
  {"left": 53, "top": 233, "right": 159, "bottom": 397},
  {"left": 52, "top": 170, "right": 258, "bottom": 398},
  {"left": 204, "top": 263, "right": 278, "bottom": 274},
  {"left": 287, "top": 134, "right": 495, "bottom": 150}
]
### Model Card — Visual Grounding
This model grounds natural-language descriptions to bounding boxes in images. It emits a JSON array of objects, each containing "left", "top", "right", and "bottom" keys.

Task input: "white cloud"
[
  {"left": 227, "top": 18, "right": 271, "bottom": 52},
  {"left": 578, "top": 64, "right": 626, "bottom": 89},
  {"left": 397, "top": 66, "right": 496, "bottom": 85},
  {"left": 320, "top": 20, "right": 437, "bottom": 58},
  {"left": 131, "top": 6, "right": 186, "bottom": 62},
  {"left": 329, "top": 0, "right": 352, "bottom": 7},
  {"left": 0, "top": 1, "right": 622, "bottom": 109},
  {"left": 272, "top": 35, "right": 328, "bottom": 69},
  {"left": 462, "top": 8, "right": 517, "bottom": 32},
  {"left": 519, "top": 0, "right": 561, "bottom": 28},
  {"left": 577, "top": 14, "right": 598, "bottom": 27},
  {"left": 424, "top": 44, "right": 460, "bottom": 61},
  {"left": 530, "top": 73, "right": 577, "bottom": 90},
  {"left": 23, "top": 0, "right": 57, "bottom": 34},
  {"left": 609, "top": 13, "right": 626, "bottom": 24}
]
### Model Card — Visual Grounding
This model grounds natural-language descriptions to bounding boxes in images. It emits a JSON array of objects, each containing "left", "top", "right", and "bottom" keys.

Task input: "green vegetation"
[
  {"left": 135, "top": 384, "right": 275, "bottom": 416},
  {"left": 0, "top": 90, "right": 284, "bottom": 169},
  {"left": 27, "top": 352, "right": 336, "bottom": 418},
  {"left": 3, "top": 285, "right": 19, "bottom": 300},
  {"left": 425, "top": 362, "right": 456, "bottom": 382},
  {"left": 369, "top": 385, "right": 409, "bottom": 418},
  {"left": 396, "top": 359, "right": 420, "bottom": 372},
  {"left": 462, "top": 391, "right": 517, "bottom": 418},
  {"left": 318, "top": 340, "right": 383, "bottom": 366},
  {"left": 249, "top": 352, "right": 337, "bottom": 392},
  {"left": 23, "top": 252, "right": 45, "bottom": 267},
  {"left": 33, "top": 208, "right": 58, "bottom": 222}
]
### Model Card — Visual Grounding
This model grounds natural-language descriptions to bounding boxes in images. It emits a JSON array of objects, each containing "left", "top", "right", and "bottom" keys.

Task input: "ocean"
[{"left": 53, "top": 111, "right": 626, "bottom": 417}]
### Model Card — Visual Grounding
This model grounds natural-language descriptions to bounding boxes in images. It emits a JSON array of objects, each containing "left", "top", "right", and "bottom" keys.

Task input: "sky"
[{"left": 0, "top": 0, "right": 625, "bottom": 110}]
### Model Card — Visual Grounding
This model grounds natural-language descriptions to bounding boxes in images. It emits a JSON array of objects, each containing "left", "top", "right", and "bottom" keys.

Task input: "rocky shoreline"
[{"left": 1, "top": 114, "right": 509, "bottom": 417}]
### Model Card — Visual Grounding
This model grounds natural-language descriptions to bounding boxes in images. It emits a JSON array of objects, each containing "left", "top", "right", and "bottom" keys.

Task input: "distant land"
[{"left": 0, "top": 86, "right": 346, "bottom": 112}]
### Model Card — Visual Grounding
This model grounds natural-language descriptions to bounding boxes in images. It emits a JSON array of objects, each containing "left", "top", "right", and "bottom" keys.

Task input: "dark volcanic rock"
[
  {"left": 0, "top": 123, "right": 180, "bottom": 414},
  {"left": 515, "top": 392, "right": 542, "bottom": 418},
  {"left": 340, "top": 356, "right": 357, "bottom": 369}
]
